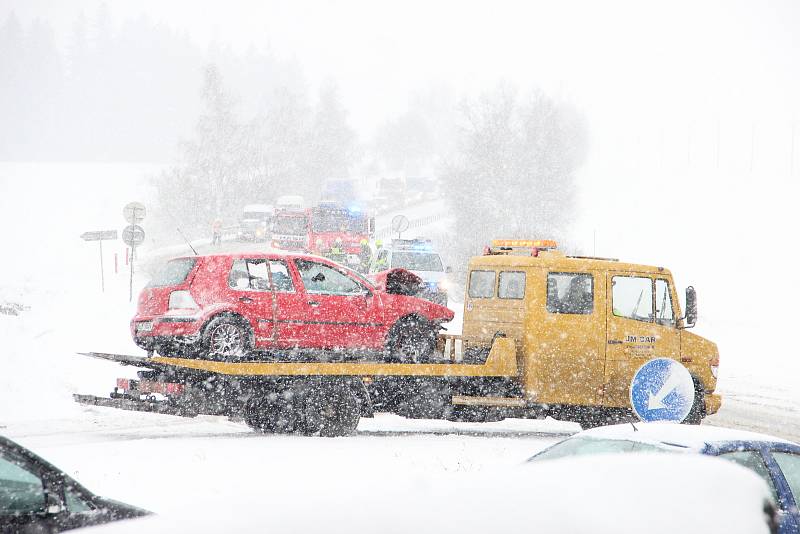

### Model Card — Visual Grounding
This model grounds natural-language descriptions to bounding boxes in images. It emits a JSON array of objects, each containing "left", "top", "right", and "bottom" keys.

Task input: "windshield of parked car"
[
  {"left": 146, "top": 258, "right": 196, "bottom": 288},
  {"left": 390, "top": 252, "right": 443, "bottom": 272},
  {"left": 528, "top": 437, "right": 668, "bottom": 462}
]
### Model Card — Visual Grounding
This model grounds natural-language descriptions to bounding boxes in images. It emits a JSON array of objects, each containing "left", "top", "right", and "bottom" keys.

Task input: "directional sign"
[
  {"left": 123, "top": 202, "right": 146, "bottom": 224},
  {"left": 629, "top": 358, "right": 696, "bottom": 423},
  {"left": 122, "top": 224, "right": 145, "bottom": 247},
  {"left": 80, "top": 230, "right": 118, "bottom": 242},
  {"left": 391, "top": 214, "right": 410, "bottom": 235}
]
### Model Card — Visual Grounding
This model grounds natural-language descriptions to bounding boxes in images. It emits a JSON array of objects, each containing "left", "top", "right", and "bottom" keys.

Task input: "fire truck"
[
  {"left": 308, "top": 202, "right": 375, "bottom": 269},
  {"left": 271, "top": 207, "right": 311, "bottom": 252}
]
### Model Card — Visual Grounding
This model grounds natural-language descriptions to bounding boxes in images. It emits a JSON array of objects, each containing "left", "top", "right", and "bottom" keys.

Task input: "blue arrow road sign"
[{"left": 630, "top": 358, "right": 695, "bottom": 423}]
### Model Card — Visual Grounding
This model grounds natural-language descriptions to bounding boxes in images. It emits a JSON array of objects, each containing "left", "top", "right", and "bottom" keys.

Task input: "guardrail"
[{"left": 374, "top": 213, "right": 447, "bottom": 240}]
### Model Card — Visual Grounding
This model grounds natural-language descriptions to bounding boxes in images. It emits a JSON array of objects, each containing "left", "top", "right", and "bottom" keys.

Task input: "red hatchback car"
[{"left": 131, "top": 253, "right": 454, "bottom": 361}]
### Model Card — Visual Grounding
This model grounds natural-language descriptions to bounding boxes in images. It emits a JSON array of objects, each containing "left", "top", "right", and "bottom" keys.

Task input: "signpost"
[
  {"left": 391, "top": 214, "right": 410, "bottom": 239},
  {"left": 629, "top": 358, "right": 696, "bottom": 423},
  {"left": 80, "top": 230, "right": 118, "bottom": 292},
  {"left": 122, "top": 203, "right": 146, "bottom": 302}
]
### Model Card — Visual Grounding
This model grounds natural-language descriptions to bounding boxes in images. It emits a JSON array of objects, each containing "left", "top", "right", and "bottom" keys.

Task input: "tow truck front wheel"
[{"left": 203, "top": 315, "right": 252, "bottom": 361}]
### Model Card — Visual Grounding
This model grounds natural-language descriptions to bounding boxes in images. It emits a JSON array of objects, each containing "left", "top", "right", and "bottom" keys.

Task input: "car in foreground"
[
  {"left": 528, "top": 423, "right": 799, "bottom": 533},
  {"left": 79, "top": 453, "right": 776, "bottom": 533},
  {"left": 131, "top": 253, "right": 454, "bottom": 361},
  {"left": 0, "top": 435, "right": 148, "bottom": 532}
]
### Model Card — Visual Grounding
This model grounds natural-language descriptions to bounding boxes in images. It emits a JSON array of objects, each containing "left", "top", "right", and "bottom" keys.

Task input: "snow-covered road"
[
  {"left": 1, "top": 409, "right": 571, "bottom": 515},
  {"left": 2, "top": 162, "right": 800, "bottom": 520}
]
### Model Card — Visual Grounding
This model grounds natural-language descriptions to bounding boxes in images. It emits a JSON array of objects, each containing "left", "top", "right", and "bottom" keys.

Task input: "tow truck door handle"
[
  {"left": 239, "top": 296, "right": 253, "bottom": 303},
  {"left": 307, "top": 301, "right": 320, "bottom": 307}
]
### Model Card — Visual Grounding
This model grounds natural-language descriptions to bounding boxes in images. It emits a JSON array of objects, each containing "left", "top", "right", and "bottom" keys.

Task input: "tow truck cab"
[{"left": 461, "top": 240, "right": 721, "bottom": 418}]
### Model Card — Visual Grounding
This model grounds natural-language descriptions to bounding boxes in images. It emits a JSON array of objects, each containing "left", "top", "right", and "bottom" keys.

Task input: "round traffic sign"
[
  {"left": 629, "top": 358, "right": 695, "bottom": 423},
  {"left": 391, "top": 214, "right": 410, "bottom": 234},
  {"left": 122, "top": 224, "right": 146, "bottom": 247},
  {"left": 123, "top": 202, "right": 146, "bottom": 224}
]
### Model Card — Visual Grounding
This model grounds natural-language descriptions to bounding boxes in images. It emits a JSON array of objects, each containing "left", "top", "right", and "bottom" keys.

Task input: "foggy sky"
[{"left": 6, "top": 0, "right": 799, "bottom": 140}]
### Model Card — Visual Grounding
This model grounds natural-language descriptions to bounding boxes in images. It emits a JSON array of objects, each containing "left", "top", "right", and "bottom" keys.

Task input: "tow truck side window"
[
  {"left": 612, "top": 276, "right": 654, "bottom": 322},
  {"left": 655, "top": 279, "right": 675, "bottom": 327},
  {"left": 498, "top": 271, "right": 526, "bottom": 299},
  {"left": 547, "top": 273, "right": 593, "bottom": 314},
  {"left": 468, "top": 270, "right": 496, "bottom": 298}
]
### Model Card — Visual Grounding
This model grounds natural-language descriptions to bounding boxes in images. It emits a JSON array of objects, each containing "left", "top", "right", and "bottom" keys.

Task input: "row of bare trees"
[{"left": 153, "top": 65, "right": 357, "bottom": 240}]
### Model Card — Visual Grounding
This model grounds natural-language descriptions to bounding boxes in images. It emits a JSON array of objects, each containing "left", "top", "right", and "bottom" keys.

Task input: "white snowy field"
[{"left": 1, "top": 161, "right": 799, "bottom": 523}]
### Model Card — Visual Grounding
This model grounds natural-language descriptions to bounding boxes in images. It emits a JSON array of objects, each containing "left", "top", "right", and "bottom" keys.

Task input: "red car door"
[
  {"left": 290, "top": 258, "right": 385, "bottom": 350},
  {"left": 226, "top": 258, "right": 276, "bottom": 348},
  {"left": 263, "top": 258, "right": 310, "bottom": 349}
]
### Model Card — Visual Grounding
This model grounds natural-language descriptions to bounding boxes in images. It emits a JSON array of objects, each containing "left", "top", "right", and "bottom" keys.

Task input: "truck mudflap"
[{"left": 705, "top": 393, "right": 722, "bottom": 415}]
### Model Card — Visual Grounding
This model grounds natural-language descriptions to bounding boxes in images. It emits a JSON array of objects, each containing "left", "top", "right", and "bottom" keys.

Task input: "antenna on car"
[
  {"left": 161, "top": 204, "right": 199, "bottom": 256},
  {"left": 176, "top": 227, "right": 198, "bottom": 256},
  {"left": 630, "top": 421, "right": 639, "bottom": 432}
]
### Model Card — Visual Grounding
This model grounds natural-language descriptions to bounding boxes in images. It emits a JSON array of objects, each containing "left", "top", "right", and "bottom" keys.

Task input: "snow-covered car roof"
[
  {"left": 576, "top": 422, "right": 797, "bottom": 449},
  {"left": 78, "top": 454, "right": 776, "bottom": 534}
]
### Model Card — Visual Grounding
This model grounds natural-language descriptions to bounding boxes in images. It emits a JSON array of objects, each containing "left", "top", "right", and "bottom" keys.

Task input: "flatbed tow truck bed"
[{"left": 74, "top": 336, "right": 522, "bottom": 436}]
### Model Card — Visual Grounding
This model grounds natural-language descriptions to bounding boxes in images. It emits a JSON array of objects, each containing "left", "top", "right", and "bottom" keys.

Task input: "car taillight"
[
  {"left": 710, "top": 354, "right": 719, "bottom": 379},
  {"left": 168, "top": 290, "right": 199, "bottom": 310}
]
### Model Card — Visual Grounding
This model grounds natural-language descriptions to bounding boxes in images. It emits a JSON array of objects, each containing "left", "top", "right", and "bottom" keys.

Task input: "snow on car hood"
[{"left": 80, "top": 454, "right": 776, "bottom": 534}]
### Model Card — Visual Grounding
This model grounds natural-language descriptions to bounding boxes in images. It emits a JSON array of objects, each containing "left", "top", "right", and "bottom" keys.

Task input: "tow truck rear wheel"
[
  {"left": 387, "top": 316, "right": 437, "bottom": 363},
  {"left": 301, "top": 381, "right": 360, "bottom": 437},
  {"left": 244, "top": 389, "right": 298, "bottom": 434},
  {"left": 202, "top": 315, "right": 252, "bottom": 361}
]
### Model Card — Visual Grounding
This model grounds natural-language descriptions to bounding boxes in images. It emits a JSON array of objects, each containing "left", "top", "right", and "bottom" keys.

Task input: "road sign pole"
[
  {"left": 99, "top": 240, "right": 105, "bottom": 293},
  {"left": 129, "top": 244, "right": 134, "bottom": 302}
]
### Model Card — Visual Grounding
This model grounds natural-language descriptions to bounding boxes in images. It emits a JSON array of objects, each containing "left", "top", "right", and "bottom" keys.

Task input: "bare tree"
[{"left": 442, "top": 85, "right": 587, "bottom": 272}]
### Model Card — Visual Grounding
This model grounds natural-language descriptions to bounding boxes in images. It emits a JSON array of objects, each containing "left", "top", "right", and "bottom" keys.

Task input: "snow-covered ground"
[{"left": 1, "top": 162, "right": 799, "bottom": 521}]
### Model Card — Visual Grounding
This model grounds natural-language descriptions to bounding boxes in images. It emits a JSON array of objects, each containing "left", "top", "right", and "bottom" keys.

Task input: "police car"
[{"left": 370, "top": 239, "right": 450, "bottom": 306}]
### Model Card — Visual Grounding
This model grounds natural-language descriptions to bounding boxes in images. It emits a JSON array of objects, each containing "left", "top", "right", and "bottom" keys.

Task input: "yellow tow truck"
[{"left": 76, "top": 239, "right": 720, "bottom": 434}]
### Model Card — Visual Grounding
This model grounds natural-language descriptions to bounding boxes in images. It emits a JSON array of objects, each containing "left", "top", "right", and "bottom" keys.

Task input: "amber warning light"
[{"left": 485, "top": 239, "right": 558, "bottom": 256}]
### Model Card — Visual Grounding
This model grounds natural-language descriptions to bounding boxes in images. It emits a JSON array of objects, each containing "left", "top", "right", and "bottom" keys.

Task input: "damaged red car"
[{"left": 131, "top": 253, "right": 453, "bottom": 362}]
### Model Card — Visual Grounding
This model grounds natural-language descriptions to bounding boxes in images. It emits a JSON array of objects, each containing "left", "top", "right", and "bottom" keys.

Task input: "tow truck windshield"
[{"left": 391, "top": 252, "right": 443, "bottom": 272}]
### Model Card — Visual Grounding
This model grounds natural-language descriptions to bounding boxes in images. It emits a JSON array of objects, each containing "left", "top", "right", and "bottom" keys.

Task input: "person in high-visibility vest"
[
  {"left": 373, "top": 239, "right": 388, "bottom": 270},
  {"left": 358, "top": 239, "right": 372, "bottom": 273},
  {"left": 211, "top": 219, "right": 223, "bottom": 246}
]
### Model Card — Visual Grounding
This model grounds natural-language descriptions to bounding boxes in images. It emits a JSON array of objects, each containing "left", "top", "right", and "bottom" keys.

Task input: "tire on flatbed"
[{"left": 386, "top": 315, "right": 438, "bottom": 363}]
